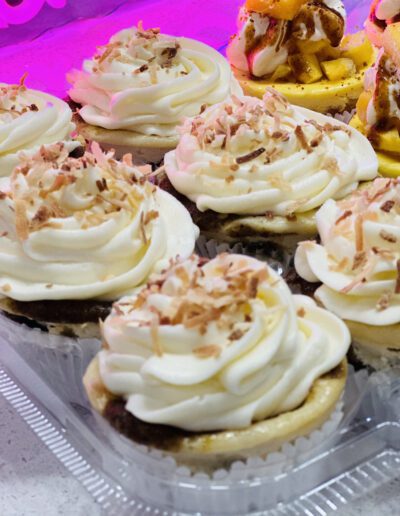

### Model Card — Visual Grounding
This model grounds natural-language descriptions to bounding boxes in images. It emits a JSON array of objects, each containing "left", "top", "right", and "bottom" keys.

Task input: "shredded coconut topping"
[
  {"left": 0, "top": 75, "right": 39, "bottom": 122},
  {"left": 181, "top": 90, "right": 351, "bottom": 170},
  {"left": 7, "top": 142, "right": 157, "bottom": 239},
  {"left": 109, "top": 254, "right": 271, "bottom": 354},
  {"left": 91, "top": 23, "right": 182, "bottom": 82}
]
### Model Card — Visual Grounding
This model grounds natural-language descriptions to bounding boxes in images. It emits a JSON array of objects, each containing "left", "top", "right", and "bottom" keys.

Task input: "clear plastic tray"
[{"left": 0, "top": 331, "right": 399, "bottom": 515}]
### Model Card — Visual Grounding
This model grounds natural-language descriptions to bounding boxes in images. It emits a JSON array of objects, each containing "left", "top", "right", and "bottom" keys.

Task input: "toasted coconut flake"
[
  {"left": 193, "top": 344, "right": 221, "bottom": 359},
  {"left": 380, "top": 200, "right": 395, "bottom": 213},
  {"left": 376, "top": 291, "right": 392, "bottom": 311},
  {"left": 354, "top": 214, "right": 364, "bottom": 252},
  {"left": 379, "top": 230, "right": 397, "bottom": 243},
  {"left": 396, "top": 259, "right": 400, "bottom": 294},
  {"left": 236, "top": 147, "right": 265, "bottom": 164},
  {"left": 296, "top": 307, "right": 306, "bottom": 317},
  {"left": 15, "top": 200, "right": 29, "bottom": 240},
  {"left": 1, "top": 284, "right": 11, "bottom": 293}
]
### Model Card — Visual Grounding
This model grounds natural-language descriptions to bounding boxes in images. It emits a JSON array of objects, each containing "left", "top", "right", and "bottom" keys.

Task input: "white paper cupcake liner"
[
  {"left": 0, "top": 312, "right": 100, "bottom": 406},
  {"left": 351, "top": 341, "right": 400, "bottom": 372},
  {"left": 195, "top": 235, "right": 286, "bottom": 275},
  {"left": 332, "top": 108, "right": 356, "bottom": 125}
]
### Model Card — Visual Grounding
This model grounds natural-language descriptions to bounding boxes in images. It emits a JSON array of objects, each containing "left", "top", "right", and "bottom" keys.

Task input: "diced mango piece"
[
  {"left": 245, "top": 0, "right": 308, "bottom": 20},
  {"left": 317, "top": 45, "right": 341, "bottom": 61},
  {"left": 270, "top": 63, "right": 292, "bottom": 82},
  {"left": 341, "top": 31, "right": 373, "bottom": 69},
  {"left": 295, "top": 39, "right": 329, "bottom": 54},
  {"left": 356, "top": 91, "right": 372, "bottom": 125},
  {"left": 288, "top": 54, "right": 323, "bottom": 84},
  {"left": 320, "top": 58, "right": 356, "bottom": 81}
]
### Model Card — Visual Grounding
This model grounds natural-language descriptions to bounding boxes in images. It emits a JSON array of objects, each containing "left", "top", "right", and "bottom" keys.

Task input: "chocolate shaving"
[
  {"left": 235, "top": 147, "right": 265, "bottom": 164},
  {"left": 380, "top": 200, "right": 395, "bottom": 213},
  {"left": 335, "top": 210, "right": 352, "bottom": 225},
  {"left": 379, "top": 229, "right": 397, "bottom": 243}
]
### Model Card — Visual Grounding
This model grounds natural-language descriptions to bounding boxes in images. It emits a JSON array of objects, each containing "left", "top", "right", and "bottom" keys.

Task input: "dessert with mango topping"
[
  {"left": 351, "top": 22, "right": 400, "bottom": 177},
  {"left": 227, "top": 0, "right": 375, "bottom": 113}
]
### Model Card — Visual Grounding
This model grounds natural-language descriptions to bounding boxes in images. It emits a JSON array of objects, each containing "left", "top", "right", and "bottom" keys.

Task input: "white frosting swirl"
[
  {"left": 98, "top": 254, "right": 350, "bottom": 432},
  {"left": 227, "top": 7, "right": 288, "bottom": 77},
  {"left": 0, "top": 81, "right": 75, "bottom": 178},
  {"left": 375, "top": 0, "right": 400, "bottom": 20},
  {"left": 227, "top": 2, "right": 346, "bottom": 77},
  {"left": 164, "top": 91, "right": 378, "bottom": 216},
  {"left": 295, "top": 177, "right": 400, "bottom": 326},
  {"left": 0, "top": 143, "right": 198, "bottom": 302},
  {"left": 68, "top": 26, "right": 242, "bottom": 137}
]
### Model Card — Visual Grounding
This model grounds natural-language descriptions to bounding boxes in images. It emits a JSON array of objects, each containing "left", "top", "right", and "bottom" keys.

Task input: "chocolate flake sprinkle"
[{"left": 236, "top": 147, "right": 266, "bottom": 164}]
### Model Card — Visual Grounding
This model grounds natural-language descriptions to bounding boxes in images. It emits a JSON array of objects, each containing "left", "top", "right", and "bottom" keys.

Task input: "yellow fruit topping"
[
  {"left": 296, "top": 39, "right": 329, "bottom": 54},
  {"left": 270, "top": 63, "right": 292, "bottom": 82},
  {"left": 321, "top": 58, "right": 356, "bottom": 81},
  {"left": 376, "top": 151, "right": 400, "bottom": 178},
  {"left": 288, "top": 54, "right": 323, "bottom": 84},
  {"left": 341, "top": 32, "right": 373, "bottom": 69},
  {"left": 245, "top": 0, "right": 308, "bottom": 20},
  {"left": 356, "top": 92, "right": 372, "bottom": 126}
]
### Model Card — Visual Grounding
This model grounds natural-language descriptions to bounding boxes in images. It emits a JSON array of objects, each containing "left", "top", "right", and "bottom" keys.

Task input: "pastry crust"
[
  {"left": 233, "top": 38, "right": 375, "bottom": 114},
  {"left": 350, "top": 115, "right": 400, "bottom": 177},
  {"left": 74, "top": 117, "right": 178, "bottom": 164},
  {"left": 84, "top": 355, "right": 347, "bottom": 468}
]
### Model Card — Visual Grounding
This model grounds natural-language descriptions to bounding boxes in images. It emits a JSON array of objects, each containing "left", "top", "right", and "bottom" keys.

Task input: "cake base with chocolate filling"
[
  {"left": 157, "top": 174, "right": 318, "bottom": 268},
  {"left": 84, "top": 355, "right": 347, "bottom": 471},
  {"left": 0, "top": 298, "right": 111, "bottom": 338}
]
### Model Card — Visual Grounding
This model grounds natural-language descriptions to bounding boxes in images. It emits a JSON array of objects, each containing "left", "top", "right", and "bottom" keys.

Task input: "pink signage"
[{"left": 0, "top": 0, "right": 66, "bottom": 27}]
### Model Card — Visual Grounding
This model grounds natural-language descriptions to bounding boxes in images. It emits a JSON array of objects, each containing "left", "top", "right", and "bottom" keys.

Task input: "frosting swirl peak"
[
  {"left": 0, "top": 78, "right": 75, "bottom": 177},
  {"left": 68, "top": 25, "right": 242, "bottom": 137},
  {"left": 99, "top": 253, "right": 350, "bottom": 431}
]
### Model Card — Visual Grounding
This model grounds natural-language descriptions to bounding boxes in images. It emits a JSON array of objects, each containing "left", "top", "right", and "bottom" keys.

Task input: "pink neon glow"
[
  {"left": 0, "top": 0, "right": 66, "bottom": 28},
  {"left": 0, "top": 0, "right": 370, "bottom": 98}
]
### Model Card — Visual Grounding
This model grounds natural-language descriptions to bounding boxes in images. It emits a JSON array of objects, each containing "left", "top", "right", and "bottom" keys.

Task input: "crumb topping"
[{"left": 5, "top": 142, "right": 158, "bottom": 240}]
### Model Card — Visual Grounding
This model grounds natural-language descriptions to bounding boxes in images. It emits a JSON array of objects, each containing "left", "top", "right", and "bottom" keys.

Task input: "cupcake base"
[
  {"left": 346, "top": 320, "right": 400, "bottom": 370},
  {"left": 74, "top": 117, "right": 178, "bottom": 165},
  {"left": 84, "top": 356, "right": 347, "bottom": 472},
  {"left": 0, "top": 311, "right": 101, "bottom": 405}
]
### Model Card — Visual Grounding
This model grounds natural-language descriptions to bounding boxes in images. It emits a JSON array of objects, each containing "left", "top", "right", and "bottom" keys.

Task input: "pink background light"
[{"left": 0, "top": 0, "right": 370, "bottom": 98}]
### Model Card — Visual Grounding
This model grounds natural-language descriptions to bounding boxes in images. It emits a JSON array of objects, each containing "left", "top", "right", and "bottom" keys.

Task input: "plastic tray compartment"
[{"left": 0, "top": 333, "right": 399, "bottom": 516}]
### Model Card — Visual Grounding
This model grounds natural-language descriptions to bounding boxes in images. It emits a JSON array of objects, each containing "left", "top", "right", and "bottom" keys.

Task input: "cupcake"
[
  {"left": 83, "top": 253, "right": 350, "bottom": 470},
  {"left": 365, "top": 0, "right": 400, "bottom": 47},
  {"left": 351, "top": 22, "right": 400, "bottom": 177},
  {"left": 0, "top": 76, "right": 77, "bottom": 177},
  {"left": 227, "top": 0, "right": 375, "bottom": 113},
  {"left": 294, "top": 177, "right": 400, "bottom": 369},
  {"left": 162, "top": 89, "right": 378, "bottom": 263},
  {"left": 0, "top": 141, "right": 198, "bottom": 338},
  {"left": 68, "top": 24, "right": 242, "bottom": 165}
]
